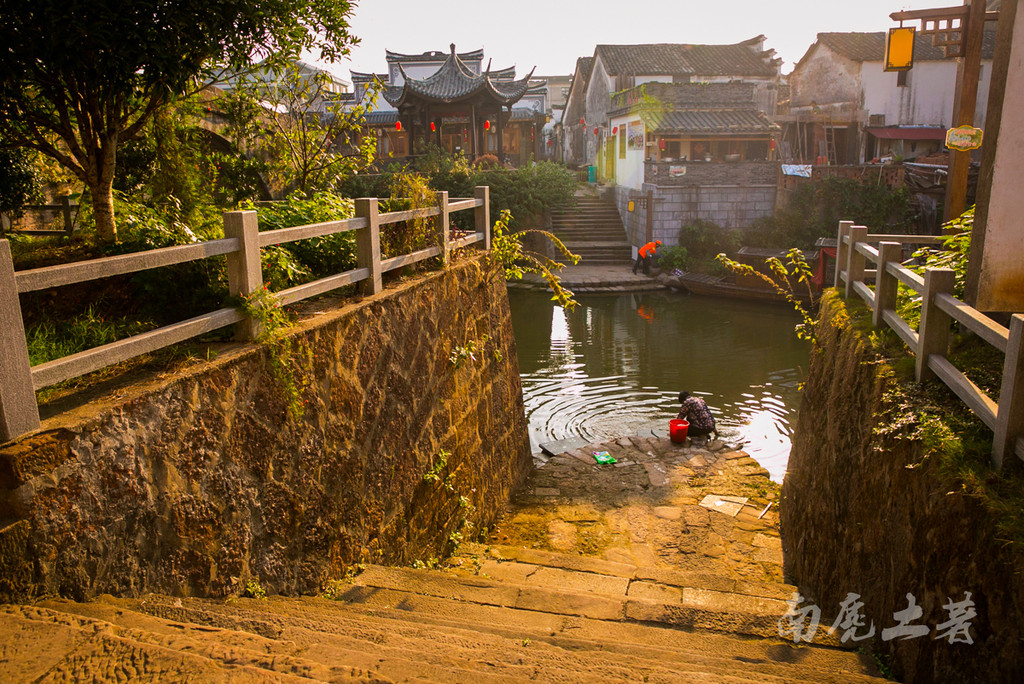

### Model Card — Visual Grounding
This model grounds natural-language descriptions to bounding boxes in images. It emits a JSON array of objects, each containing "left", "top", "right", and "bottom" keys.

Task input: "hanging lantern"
[
  {"left": 430, "top": 121, "right": 436, "bottom": 132},
  {"left": 547, "top": 139, "right": 553, "bottom": 146},
  {"left": 612, "top": 126, "right": 618, "bottom": 135},
  {"left": 593, "top": 127, "right": 599, "bottom": 136},
  {"left": 395, "top": 120, "right": 402, "bottom": 131},
  {"left": 580, "top": 118, "right": 585, "bottom": 125},
  {"left": 484, "top": 120, "right": 491, "bottom": 130},
  {"left": 659, "top": 139, "right": 666, "bottom": 150}
]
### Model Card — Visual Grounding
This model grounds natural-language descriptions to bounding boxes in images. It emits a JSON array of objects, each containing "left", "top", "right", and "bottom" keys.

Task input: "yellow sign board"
[
  {"left": 627, "top": 200, "right": 635, "bottom": 212},
  {"left": 885, "top": 26, "right": 916, "bottom": 72},
  {"left": 946, "top": 125, "right": 984, "bottom": 151}
]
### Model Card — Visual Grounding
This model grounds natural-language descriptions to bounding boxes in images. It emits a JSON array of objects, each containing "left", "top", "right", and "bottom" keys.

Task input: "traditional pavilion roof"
[
  {"left": 386, "top": 48, "right": 485, "bottom": 63},
  {"left": 382, "top": 45, "right": 536, "bottom": 108},
  {"left": 642, "top": 108, "right": 780, "bottom": 135}
]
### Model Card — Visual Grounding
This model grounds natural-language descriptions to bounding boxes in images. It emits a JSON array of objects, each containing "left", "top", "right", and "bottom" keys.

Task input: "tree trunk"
[{"left": 87, "top": 142, "right": 119, "bottom": 243}]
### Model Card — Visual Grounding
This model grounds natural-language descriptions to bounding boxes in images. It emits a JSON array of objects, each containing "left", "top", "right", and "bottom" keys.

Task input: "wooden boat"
[{"left": 664, "top": 270, "right": 816, "bottom": 305}]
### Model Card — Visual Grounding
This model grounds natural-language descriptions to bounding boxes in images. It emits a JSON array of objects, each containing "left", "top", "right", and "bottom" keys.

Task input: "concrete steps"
[{"left": 550, "top": 199, "right": 633, "bottom": 265}]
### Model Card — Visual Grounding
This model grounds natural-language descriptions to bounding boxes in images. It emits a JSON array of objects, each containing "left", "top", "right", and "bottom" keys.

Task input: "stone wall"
[
  {"left": 782, "top": 292, "right": 1024, "bottom": 683},
  {"left": 0, "top": 254, "right": 532, "bottom": 602}
]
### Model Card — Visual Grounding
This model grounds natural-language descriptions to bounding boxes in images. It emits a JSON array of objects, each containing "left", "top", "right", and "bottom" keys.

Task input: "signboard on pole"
[{"left": 946, "top": 125, "right": 984, "bottom": 151}]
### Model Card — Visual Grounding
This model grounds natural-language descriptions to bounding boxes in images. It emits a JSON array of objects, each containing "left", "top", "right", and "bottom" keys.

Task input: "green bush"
[
  {"left": 746, "top": 176, "right": 914, "bottom": 249},
  {"left": 0, "top": 147, "right": 43, "bottom": 218},
  {"left": 26, "top": 305, "right": 155, "bottom": 366},
  {"left": 246, "top": 192, "right": 358, "bottom": 287},
  {"left": 677, "top": 219, "right": 740, "bottom": 270},
  {"left": 656, "top": 245, "right": 689, "bottom": 271}
]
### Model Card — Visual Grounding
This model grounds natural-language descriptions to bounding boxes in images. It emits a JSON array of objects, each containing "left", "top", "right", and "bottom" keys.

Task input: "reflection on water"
[{"left": 508, "top": 290, "right": 811, "bottom": 482}]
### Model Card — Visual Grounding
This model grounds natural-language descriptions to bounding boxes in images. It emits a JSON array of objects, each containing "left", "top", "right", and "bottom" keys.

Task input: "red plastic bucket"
[{"left": 669, "top": 419, "right": 689, "bottom": 443}]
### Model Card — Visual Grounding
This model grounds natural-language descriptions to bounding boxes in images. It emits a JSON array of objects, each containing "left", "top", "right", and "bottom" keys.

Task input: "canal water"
[{"left": 508, "top": 290, "right": 811, "bottom": 482}]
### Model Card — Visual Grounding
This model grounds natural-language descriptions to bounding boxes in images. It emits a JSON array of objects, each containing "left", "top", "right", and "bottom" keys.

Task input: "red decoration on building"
[
  {"left": 613, "top": 126, "right": 618, "bottom": 135},
  {"left": 395, "top": 121, "right": 402, "bottom": 131},
  {"left": 580, "top": 118, "right": 585, "bottom": 125},
  {"left": 593, "top": 127, "right": 599, "bottom": 135},
  {"left": 484, "top": 120, "right": 491, "bottom": 130},
  {"left": 659, "top": 139, "right": 666, "bottom": 150},
  {"left": 430, "top": 121, "right": 436, "bottom": 132}
]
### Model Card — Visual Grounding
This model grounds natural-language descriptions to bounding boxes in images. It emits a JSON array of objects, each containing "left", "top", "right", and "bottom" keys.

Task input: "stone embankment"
[{"left": 1, "top": 436, "right": 888, "bottom": 682}]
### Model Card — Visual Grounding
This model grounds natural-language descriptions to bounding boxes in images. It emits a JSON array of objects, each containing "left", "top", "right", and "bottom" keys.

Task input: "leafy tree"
[
  {"left": 0, "top": 0, "right": 358, "bottom": 243},
  {"left": 0, "top": 146, "right": 43, "bottom": 219},
  {"left": 220, "top": 61, "right": 377, "bottom": 196}
]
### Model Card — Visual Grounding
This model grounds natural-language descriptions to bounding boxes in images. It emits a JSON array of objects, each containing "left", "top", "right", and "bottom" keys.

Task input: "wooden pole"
[
  {"left": 355, "top": 198, "right": 382, "bottom": 295},
  {"left": 834, "top": 220, "right": 854, "bottom": 289},
  {"left": 844, "top": 225, "right": 869, "bottom": 300},
  {"left": 994, "top": 314, "right": 1024, "bottom": 468},
  {"left": 223, "top": 211, "right": 263, "bottom": 342},
  {"left": 944, "top": 0, "right": 989, "bottom": 222},
  {"left": 475, "top": 186, "right": 491, "bottom": 250},
  {"left": 0, "top": 239, "right": 40, "bottom": 441},
  {"left": 916, "top": 268, "right": 956, "bottom": 382},
  {"left": 873, "top": 242, "right": 902, "bottom": 328}
]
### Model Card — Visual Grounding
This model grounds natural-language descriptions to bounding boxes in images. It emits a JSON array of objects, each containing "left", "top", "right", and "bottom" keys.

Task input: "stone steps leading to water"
[{"left": 0, "top": 436, "right": 891, "bottom": 682}]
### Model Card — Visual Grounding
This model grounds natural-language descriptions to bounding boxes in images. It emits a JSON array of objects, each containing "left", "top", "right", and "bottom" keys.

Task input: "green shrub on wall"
[{"left": 748, "top": 176, "right": 914, "bottom": 249}]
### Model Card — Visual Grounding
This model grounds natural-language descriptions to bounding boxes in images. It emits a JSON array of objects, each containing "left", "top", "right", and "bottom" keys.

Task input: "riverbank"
[{"left": 507, "top": 263, "right": 664, "bottom": 294}]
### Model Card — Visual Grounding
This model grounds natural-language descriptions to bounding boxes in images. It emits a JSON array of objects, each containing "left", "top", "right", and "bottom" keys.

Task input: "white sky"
[{"left": 333, "top": 0, "right": 955, "bottom": 79}]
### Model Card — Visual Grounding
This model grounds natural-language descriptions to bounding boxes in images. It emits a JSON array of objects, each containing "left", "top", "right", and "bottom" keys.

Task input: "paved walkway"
[{"left": 509, "top": 262, "right": 665, "bottom": 294}]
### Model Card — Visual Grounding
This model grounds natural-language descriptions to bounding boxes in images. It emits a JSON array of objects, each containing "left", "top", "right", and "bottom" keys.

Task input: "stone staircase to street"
[
  {"left": 0, "top": 437, "right": 890, "bottom": 683},
  {"left": 550, "top": 197, "right": 633, "bottom": 265}
]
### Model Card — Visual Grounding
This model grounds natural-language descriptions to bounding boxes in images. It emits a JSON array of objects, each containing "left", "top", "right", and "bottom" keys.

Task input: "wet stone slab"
[{"left": 489, "top": 436, "right": 783, "bottom": 584}]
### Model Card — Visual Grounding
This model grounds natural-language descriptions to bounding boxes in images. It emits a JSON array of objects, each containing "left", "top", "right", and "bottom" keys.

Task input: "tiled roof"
[
  {"left": 351, "top": 71, "right": 388, "bottom": 83},
  {"left": 576, "top": 57, "right": 594, "bottom": 83},
  {"left": 386, "top": 48, "right": 484, "bottom": 63},
  {"left": 361, "top": 108, "right": 540, "bottom": 125},
  {"left": 816, "top": 28, "right": 997, "bottom": 63},
  {"left": 383, "top": 46, "right": 534, "bottom": 107},
  {"left": 595, "top": 40, "right": 777, "bottom": 78},
  {"left": 642, "top": 108, "right": 780, "bottom": 135}
]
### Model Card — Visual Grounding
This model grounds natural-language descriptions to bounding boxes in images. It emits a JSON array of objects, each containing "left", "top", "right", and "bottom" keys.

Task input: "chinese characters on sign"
[{"left": 778, "top": 592, "right": 976, "bottom": 645}]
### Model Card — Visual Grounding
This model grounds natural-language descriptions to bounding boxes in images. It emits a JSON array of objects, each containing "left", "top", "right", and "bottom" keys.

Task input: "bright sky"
[{"left": 335, "top": 0, "right": 954, "bottom": 79}]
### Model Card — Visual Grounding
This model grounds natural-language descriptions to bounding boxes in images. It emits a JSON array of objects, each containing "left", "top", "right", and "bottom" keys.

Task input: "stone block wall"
[
  {"left": 0, "top": 254, "right": 532, "bottom": 602},
  {"left": 782, "top": 292, "right": 1024, "bottom": 683}
]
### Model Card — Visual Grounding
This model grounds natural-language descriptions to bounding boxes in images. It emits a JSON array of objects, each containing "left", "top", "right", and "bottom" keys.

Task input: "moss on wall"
[
  {"left": 782, "top": 290, "right": 1024, "bottom": 683},
  {"left": 0, "top": 254, "right": 532, "bottom": 602}
]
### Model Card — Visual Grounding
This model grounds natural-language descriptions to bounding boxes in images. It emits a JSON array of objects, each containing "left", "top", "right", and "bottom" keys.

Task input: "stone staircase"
[
  {"left": 0, "top": 437, "right": 890, "bottom": 683},
  {"left": 550, "top": 197, "right": 633, "bottom": 265}
]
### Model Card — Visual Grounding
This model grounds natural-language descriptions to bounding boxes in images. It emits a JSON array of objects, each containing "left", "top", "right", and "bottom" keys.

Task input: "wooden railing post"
[
  {"left": 993, "top": 314, "right": 1024, "bottom": 468},
  {"left": 0, "top": 239, "right": 41, "bottom": 441},
  {"left": 223, "top": 210, "right": 263, "bottom": 341},
  {"left": 355, "top": 198, "right": 382, "bottom": 295},
  {"left": 834, "top": 220, "right": 854, "bottom": 289},
  {"left": 873, "top": 241, "right": 902, "bottom": 328},
  {"left": 436, "top": 190, "right": 451, "bottom": 266},
  {"left": 844, "top": 225, "right": 868, "bottom": 300},
  {"left": 60, "top": 195, "right": 74, "bottom": 236},
  {"left": 475, "top": 186, "right": 491, "bottom": 250},
  {"left": 916, "top": 268, "right": 955, "bottom": 382}
]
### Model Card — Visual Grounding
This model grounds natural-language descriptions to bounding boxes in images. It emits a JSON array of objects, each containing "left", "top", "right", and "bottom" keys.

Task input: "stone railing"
[
  {"left": 645, "top": 160, "right": 779, "bottom": 187},
  {"left": 0, "top": 187, "right": 491, "bottom": 442},
  {"left": 836, "top": 220, "right": 1024, "bottom": 467}
]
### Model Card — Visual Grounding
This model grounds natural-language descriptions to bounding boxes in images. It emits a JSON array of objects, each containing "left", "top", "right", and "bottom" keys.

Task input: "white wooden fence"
[
  {"left": 0, "top": 187, "right": 491, "bottom": 442},
  {"left": 835, "top": 220, "right": 1024, "bottom": 468}
]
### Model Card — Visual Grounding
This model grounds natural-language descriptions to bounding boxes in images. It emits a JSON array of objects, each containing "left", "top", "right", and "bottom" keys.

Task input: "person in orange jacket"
[{"left": 633, "top": 240, "right": 662, "bottom": 275}]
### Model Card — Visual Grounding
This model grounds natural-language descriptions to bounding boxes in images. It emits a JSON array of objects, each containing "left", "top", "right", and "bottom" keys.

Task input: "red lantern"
[
  {"left": 580, "top": 118, "right": 585, "bottom": 125},
  {"left": 484, "top": 120, "right": 491, "bottom": 130},
  {"left": 430, "top": 121, "right": 436, "bottom": 132},
  {"left": 613, "top": 126, "right": 618, "bottom": 135},
  {"left": 593, "top": 127, "right": 598, "bottom": 135},
  {"left": 659, "top": 139, "right": 666, "bottom": 150},
  {"left": 395, "top": 120, "right": 402, "bottom": 131},
  {"left": 770, "top": 139, "right": 776, "bottom": 150},
  {"left": 547, "top": 140, "right": 553, "bottom": 146}
]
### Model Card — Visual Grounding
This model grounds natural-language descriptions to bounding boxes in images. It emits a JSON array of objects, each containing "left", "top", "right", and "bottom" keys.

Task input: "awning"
[{"left": 866, "top": 126, "right": 946, "bottom": 141}]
